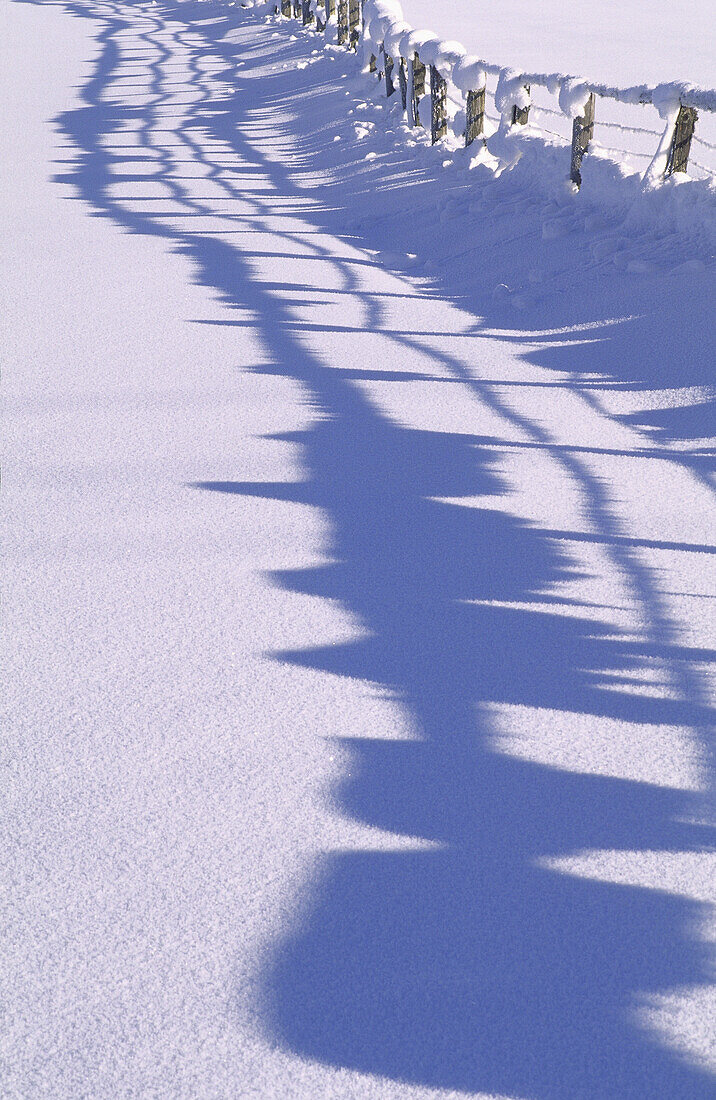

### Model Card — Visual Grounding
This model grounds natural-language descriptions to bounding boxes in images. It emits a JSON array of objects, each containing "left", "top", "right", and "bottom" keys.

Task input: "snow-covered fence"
[{"left": 276, "top": 0, "right": 716, "bottom": 191}]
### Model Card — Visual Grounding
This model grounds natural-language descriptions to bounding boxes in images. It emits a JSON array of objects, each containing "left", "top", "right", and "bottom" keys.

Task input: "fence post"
[
  {"left": 293, "top": 0, "right": 301, "bottom": 17},
  {"left": 512, "top": 86, "right": 530, "bottom": 125},
  {"left": 665, "top": 105, "right": 698, "bottom": 175},
  {"left": 337, "top": 0, "right": 348, "bottom": 44},
  {"left": 570, "top": 92, "right": 595, "bottom": 188},
  {"left": 302, "top": 0, "right": 314, "bottom": 26},
  {"left": 348, "top": 0, "right": 361, "bottom": 50},
  {"left": 430, "top": 65, "right": 447, "bottom": 143},
  {"left": 465, "top": 87, "right": 485, "bottom": 146},
  {"left": 398, "top": 57, "right": 408, "bottom": 111},
  {"left": 385, "top": 52, "right": 395, "bottom": 97},
  {"left": 411, "top": 54, "right": 426, "bottom": 126},
  {"left": 281, "top": 0, "right": 291, "bottom": 16}
]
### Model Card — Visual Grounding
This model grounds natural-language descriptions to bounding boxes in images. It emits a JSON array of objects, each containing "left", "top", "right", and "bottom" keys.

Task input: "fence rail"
[{"left": 274, "top": 0, "right": 716, "bottom": 191}]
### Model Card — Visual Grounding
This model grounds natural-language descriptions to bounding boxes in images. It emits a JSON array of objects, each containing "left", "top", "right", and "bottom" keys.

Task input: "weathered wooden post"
[
  {"left": 465, "top": 87, "right": 485, "bottom": 146},
  {"left": 397, "top": 58, "right": 408, "bottom": 111},
  {"left": 337, "top": 0, "right": 349, "bottom": 44},
  {"left": 411, "top": 53, "right": 426, "bottom": 126},
  {"left": 293, "top": 0, "right": 301, "bottom": 17},
  {"left": 665, "top": 105, "right": 698, "bottom": 175},
  {"left": 512, "top": 86, "right": 530, "bottom": 125},
  {"left": 281, "top": 0, "right": 292, "bottom": 16},
  {"left": 430, "top": 65, "right": 447, "bottom": 143},
  {"left": 369, "top": 53, "right": 377, "bottom": 73},
  {"left": 348, "top": 0, "right": 361, "bottom": 51},
  {"left": 570, "top": 92, "right": 595, "bottom": 188},
  {"left": 385, "top": 52, "right": 395, "bottom": 97},
  {"left": 302, "top": 0, "right": 314, "bottom": 26}
]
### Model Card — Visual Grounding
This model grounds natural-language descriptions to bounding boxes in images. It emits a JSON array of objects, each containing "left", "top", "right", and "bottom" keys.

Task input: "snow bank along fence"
[{"left": 274, "top": 0, "right": 716, "bottom": 190}]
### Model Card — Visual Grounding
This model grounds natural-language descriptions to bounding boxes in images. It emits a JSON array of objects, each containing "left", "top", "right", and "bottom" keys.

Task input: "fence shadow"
[{"left": 24, "top": 0, "right": 716, "bottom": 1095}]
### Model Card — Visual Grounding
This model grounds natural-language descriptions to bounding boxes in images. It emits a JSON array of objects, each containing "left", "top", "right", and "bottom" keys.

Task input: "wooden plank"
[
  {"left": 337, "top": 0, "right": 348, "bottom": 44},
  {"left": 569, "top": 93, "right": 595, "bottom": 188},
  {"left": 411, "top": 54, "right": 426, "bottom": 127},
  {"left": 465, "top": 86, "right": 485, "bottom": 147},
  {"left": 665, "top": 106, "right": 698, "bottom": 175},
  {"left": 430, "top": 65, "right": 448, "bottom": 143},
  {"left": 348, "top": 0, "right": 361, "bottom": 51},
  {"left": 398, "top": 57, "right": 408, "bottom": 111},
  {"left": 385, "top": 52, "right": 395, "bottom": 98},
  {"left": 512, "top": 86, "right": 530, "bottom": 126}
]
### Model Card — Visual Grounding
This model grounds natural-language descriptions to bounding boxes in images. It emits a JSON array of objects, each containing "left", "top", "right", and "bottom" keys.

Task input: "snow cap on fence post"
[
  {"left": 488, "top": 69, "right": 532, "bottom": 168},
  {"left": 383, "top": 18, "right": 410, "bottom": 57}
]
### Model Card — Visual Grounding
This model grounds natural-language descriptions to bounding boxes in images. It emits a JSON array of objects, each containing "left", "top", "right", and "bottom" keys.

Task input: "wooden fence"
[{"left": 275, "top": 0, "right": 715, "bottom": 191}]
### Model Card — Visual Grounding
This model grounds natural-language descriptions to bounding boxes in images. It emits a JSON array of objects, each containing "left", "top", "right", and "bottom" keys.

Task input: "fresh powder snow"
[{"left": 2, "top": 1, "right": 715, "bottom": 1098}]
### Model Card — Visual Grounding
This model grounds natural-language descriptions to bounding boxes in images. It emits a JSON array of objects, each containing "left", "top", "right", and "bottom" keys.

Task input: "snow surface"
[
  {"left": 399, "top": 0, "right": 714, "bottom": 89},
  {"left": 2, "top": 0, "right": 715, "bottom": 1097}
]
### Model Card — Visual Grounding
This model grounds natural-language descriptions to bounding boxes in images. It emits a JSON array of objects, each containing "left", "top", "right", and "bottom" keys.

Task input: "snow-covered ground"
[
  {"left": 2, "top": 1, "right": 715, "bottom": 1097},
  {"left": 399, "top": 0, "right": 713, "bottom": 88}
]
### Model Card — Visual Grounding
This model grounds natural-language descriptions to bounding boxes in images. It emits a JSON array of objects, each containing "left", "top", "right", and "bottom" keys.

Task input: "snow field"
[{"left": 2, "top": 1, "right": 715, "bottom": 1098}]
